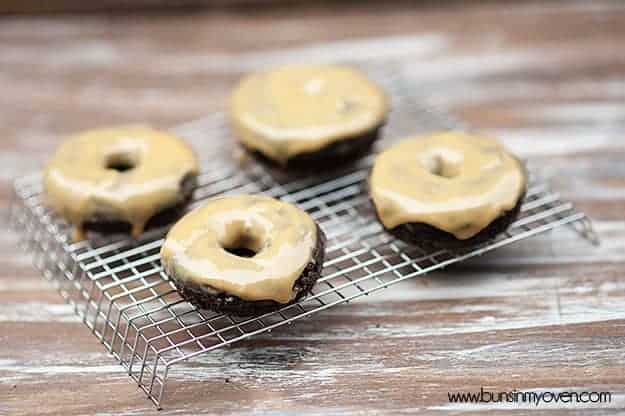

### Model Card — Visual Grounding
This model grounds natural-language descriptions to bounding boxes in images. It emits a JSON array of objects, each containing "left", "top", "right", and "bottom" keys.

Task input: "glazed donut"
[
  {"left": 369, "top": 131, "right": 527, "bottom": 249},
  {"left": 44, "top": 125, "right": 200, "bottom": 241},
  {"left": 230, "top": 64, "right": 388, "bottom": 168},
  {"left": 160, "top": 195, "right": 325, "bottom": 316}
]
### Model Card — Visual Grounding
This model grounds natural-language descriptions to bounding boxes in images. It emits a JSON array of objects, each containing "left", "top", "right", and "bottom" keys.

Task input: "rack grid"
[{"left": 8, "top": 69, "right": 597, "bottom": 409}]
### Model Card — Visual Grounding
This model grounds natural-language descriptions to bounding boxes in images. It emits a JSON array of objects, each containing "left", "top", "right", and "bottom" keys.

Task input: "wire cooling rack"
[{"left": 8, "top": 69, "right": 597, "bottom": 409}]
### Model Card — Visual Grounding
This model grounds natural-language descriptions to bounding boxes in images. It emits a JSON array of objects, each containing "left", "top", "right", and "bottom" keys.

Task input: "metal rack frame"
[{"left": 8, "top": 70, "right": 597, "bottom": 409}]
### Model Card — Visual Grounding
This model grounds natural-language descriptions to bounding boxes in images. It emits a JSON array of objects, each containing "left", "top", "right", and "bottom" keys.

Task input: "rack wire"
[{"left": 8, "top": 68, "right": 597, "bottom": 409}]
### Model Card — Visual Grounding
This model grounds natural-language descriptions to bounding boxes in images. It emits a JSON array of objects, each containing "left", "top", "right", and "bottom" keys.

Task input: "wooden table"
[{"left": 2, "top": 2, "right": 625, "bottom": 414}]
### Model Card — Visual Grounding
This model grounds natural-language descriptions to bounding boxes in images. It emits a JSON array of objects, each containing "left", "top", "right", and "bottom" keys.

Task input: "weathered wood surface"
[{"left": 1, "top": 2, "right": 625, "bottom": 415}]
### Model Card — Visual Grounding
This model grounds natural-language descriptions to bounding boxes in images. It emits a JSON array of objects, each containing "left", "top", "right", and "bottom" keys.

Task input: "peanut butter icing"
[
  {"left": 44, "top": 125, "right": 200, "bottom": 241},
  {"left": 160, "top": 195, "right": 319, "bottom": 303},
  {"left": 230, "top": 64, "right": 388, "bottom": 164},
  {"left": 370, "top": 132, "right": 526, "bottom": 239}
]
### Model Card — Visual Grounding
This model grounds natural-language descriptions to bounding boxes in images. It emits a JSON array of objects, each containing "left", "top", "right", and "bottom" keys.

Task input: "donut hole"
[
  {"left": 224, "top": 246, "right": 257, "bottom": 258},
  {"left": 422, "top": 152, "right": 462, "bottom": 179},
  {"left": 221, "top": 230, "right": 264, "bottom": 258},
  {"left": 106, "top": 152, "right": 138, "bottom": 172}
]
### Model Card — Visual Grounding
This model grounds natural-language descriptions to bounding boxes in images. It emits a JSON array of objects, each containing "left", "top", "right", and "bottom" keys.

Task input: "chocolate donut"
[
  {"left": 160, "top": 195, "right": 325, "bottom": 316},
  {"left": 230, "top": 64, "right": 388, "bottom": 169},
  {"left": 369, "top": 132, "right": 527, "bottom": 250},
  {"left": 44, "top": 125, "right": 200, "bottom": 241}
]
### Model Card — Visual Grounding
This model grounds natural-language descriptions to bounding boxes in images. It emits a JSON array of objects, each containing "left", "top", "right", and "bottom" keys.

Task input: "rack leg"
[{"left": 571, "top": 217, "right": 600, "bottom": 246}]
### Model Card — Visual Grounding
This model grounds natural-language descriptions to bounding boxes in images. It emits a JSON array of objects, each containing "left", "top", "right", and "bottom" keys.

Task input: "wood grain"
[{"left": 1, "top": 2, "right": 625, "bottom": 415}]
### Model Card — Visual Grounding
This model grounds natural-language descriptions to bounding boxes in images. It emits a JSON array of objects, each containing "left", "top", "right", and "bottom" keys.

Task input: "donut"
[
  {"left": 369, "top": 132, "right": 527, "bottom": 249},
  {"left": 160, "top": 195, "right": 325, "bottom": 316},
  {"left": 44, "top": 125, "right": 200, "bottom": 241},
  {"left": 230, "top": 64, "right": 388, "bottom": 169}
]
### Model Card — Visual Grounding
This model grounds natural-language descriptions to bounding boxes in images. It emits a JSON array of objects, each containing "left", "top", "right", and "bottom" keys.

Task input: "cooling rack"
[{"left": 8, "top": 69, "right": 598, "bottom": 409}]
